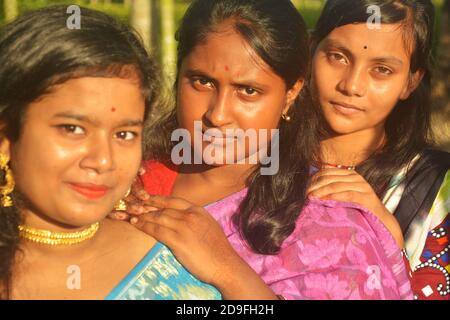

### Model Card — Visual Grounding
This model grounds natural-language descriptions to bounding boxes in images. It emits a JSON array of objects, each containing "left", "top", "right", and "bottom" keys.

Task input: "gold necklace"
[{"left": 18, "top": 222, "right": 100, "bottom": 246}]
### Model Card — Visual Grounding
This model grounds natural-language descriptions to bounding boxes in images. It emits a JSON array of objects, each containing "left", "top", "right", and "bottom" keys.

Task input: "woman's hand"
[
  {"left": 129, "top": 194, "right": 278, "bottom": 300},
  {"left": 308, "top": 168, "right": 404, "bottom": 248},
  {"left": 108, "top": 167, "right": 158, "bottom": 221},
  {"left": 130, "top": 195, "right": 235, "bottom": 284}
]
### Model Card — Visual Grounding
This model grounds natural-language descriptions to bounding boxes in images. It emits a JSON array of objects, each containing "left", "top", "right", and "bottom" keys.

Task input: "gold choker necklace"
[{"left": 18, "top": 222, "right": 100, "bottom": 246}]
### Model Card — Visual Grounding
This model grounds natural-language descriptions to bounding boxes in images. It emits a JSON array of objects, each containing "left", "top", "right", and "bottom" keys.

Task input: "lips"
[
  {"left": 202, "top": 130, "right": 237, "bottom": 145},
  {"left": 330, "top": 101, "right": 364, "bottom": 116},
  {"left": 68, "top": 183, "right": 110, "bottom": 199}
]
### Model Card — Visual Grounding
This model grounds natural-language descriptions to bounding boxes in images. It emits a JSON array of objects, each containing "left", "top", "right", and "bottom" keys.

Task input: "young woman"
[
  {"left": 307, "top": 0, "right": 450, "bottom": 300},
  {"left": 0, "top": 5, "right": 222, "bottom": 300},
  {"left": 117, "top": 0, "right": 413, "bottom": 300}
]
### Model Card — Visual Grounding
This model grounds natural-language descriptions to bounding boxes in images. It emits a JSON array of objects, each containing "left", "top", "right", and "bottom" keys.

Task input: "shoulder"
[
  {"left": 99, "top": 219, "right": 157, "bottom": 251},
  {"left": 420, "top": 149, "right": 450, "bottom": 166},
  {"left": 283, "top": 198, "right": 398, "bottom": 254},
  {"left": 398, "top": 149, "right": 450, "bottom": 206},
  {"left": 409, "top": 149, "right": 450, "bottom": 176},
  {"left": 295, "top": 198, "right": 387, "bottom": 231}
]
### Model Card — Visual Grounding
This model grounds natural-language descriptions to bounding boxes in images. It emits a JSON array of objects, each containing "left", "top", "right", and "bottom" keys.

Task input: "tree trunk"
[
  {"left": 160, "top": 0, "right": 176, "bottom": 81},
  {"left": 291, "top": 0, "right": 301, "bottom": 8},
  {"left": 4, "top": 0, "right": 19, "bottom": 22},
  {"left": 130, "top": 0, "right": 153, "bottom": 50}
]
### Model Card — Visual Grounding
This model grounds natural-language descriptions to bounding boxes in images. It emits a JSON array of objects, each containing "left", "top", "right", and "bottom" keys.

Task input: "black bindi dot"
[{"left": 364, "top": 46, "right": 368, "bottom": 49}]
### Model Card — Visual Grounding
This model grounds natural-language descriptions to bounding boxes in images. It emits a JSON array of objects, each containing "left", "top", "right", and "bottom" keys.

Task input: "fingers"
[
  {"left": 130, "top": 208, "right": 185, "bottom": 231},
  {"left": 125, "top": 178, "right": 159, "bottom": 215},
  {"left": 309, "top": 181, "right": 368, "bottom": 199},
  {"left": 308, "top": 173, "right": 361, "bottom": 194},
  {"left": 125, "top": 201, "right": 159, "bottom": 215},
  {"left": 308, "top": 168, "right": 364, "bottom": 193},
  {"left": 130, "top": 208, "right": 191, "bottom": 245},
  {"left": 319, "top": 190, "right": 362, "bottom": 203},
  {"left": 108, "top": 211, "right": 130, "bottom": 221},
  {"left": 143, "top": 195, "right": 194, "bottom": 211},
  {"left": 310, "top": 169, "right": 358, "bottom": 186},
  {"left": 138, "top": 164, "right": 146, "bottom": 176},
  {"left": 313, "top": 168, "right": 357, "bottom": 177},
  {"left": 131, "top": 219, "right": 179, "bottom": 247},
  {"left": 130, "top": 176, "right": 150, "bottom": 201}
]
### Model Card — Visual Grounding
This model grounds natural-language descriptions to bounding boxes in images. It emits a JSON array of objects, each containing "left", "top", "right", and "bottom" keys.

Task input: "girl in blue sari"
[{"left": 0, "top": 6, "right": 220, "bottom": 300}]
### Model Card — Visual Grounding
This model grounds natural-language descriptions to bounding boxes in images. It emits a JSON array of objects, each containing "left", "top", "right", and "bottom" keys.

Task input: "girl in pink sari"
[{"left": 112, "top": 0, "right": 413, "bottom": 300}]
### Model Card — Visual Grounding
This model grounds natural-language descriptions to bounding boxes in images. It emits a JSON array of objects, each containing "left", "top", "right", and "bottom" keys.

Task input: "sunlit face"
[
  {"left": 8, "top": 77, "right": 145, "bottom": 228},
  {"left": 176, "top": 24, "right": 302, "bottom": 165},
  {"left": 312, "top": 23, "right": 419, "bottom": 135}
]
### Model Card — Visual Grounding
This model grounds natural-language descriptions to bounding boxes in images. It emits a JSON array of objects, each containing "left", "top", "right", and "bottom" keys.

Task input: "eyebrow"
[
  {"left": 52, "top": 112, "right": 144, "bottom": 128},
  {"left": 184, "top": 68, "right": 212, "bottom": 78},
  {"left": 371, "top": 56, "right": 404, "bottom": 66},
  {"left": 184, "top": 68, "right": 270, "bottom": 90},
  {"left": 322, "top": 39, "right": 404, "bottom": 66},
  {"left": 322, "top": 39, "right": 355, "bottom": 60}
]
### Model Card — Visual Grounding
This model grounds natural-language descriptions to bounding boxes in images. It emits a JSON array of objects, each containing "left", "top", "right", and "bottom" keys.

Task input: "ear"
[
  {"left": 0, "top": 121, "right": 11, "bottom": 158},
  {"left": 283, "top": 79, "right": 305, "bottom": 115},
  {"left": 399, "top": 69, "right": 424, "bottom": 100},
  {"left": 0, "top": 138, "right": 11, "bottom": 158}
]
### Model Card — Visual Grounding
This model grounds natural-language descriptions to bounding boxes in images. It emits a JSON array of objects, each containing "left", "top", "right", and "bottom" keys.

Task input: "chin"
[
  {"left": 57, "top": 205, "right": 109, "bottom": 228},
  {"left": 329, "top": 125, "right": 356, "bottom": 135},
  {"left": 202, "top": 155, "right": 227, "bottom": 166},
  {"left": 323, "top": 114, "right": 358, "bottom": 134},
  {"left": 203, "top": 152, "right": 251, "bottom": 166}
]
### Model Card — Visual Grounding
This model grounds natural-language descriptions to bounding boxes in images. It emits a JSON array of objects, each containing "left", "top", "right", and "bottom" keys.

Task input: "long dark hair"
[
  {"left": 312, "top": 0, "right": 435, "bottom": 193},
  {"left": 145, "top": 0, "right": 322, "bottom": 254},
  {"left": 0, "top": 5, "right": 161, "bottom": 299}
]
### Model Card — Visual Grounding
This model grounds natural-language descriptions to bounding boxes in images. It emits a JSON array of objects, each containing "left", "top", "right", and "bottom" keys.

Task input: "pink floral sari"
[
  {"left": 205, "top": 189, "right": 413, "bottom": 300},
  {"left": 141, "top": 161, "right": 413, "bottom": 300}
]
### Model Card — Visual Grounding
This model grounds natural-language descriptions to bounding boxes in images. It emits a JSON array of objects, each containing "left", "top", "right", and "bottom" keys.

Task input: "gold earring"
[
  {"left": 281, "top": 113, "right": 291, "bottom": 122},
  {"left": 0, "top": 153, "right": 14, "bottom": 207},
  {"left": 114, "top": 188, "right": 131, "bottom": 211}
]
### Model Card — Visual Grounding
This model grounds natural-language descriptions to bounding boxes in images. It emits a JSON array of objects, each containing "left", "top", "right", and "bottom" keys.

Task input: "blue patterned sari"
[{"left": 105, "top": 242, "right": 221, "bottom": 300}]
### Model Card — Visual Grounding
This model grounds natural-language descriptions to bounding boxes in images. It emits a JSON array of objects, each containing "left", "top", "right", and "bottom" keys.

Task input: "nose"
[
  {"left": 337, "top": 65, "right": 367, "bottom": 97},
  {"left": 79, "top": 134, "right": 116, "bottom": 174},
  {"left": 204, "top": 88, "right": 234, "bottom": 128}
]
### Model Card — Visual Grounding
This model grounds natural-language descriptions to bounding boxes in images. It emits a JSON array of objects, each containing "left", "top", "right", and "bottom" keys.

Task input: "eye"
[
  {"left": 238, "top": 86, "right": 259, "bottom": 97},
  {"left": 327, "top": 52, "right": 348, "bottom": 65},
  {"left": 374, "top": 66, "right": 393, "bottom": 76},
  {"left": 58, "top": 124, "right": 85, "bottom": 135},
  {"left": 115, "top": 131, "right": 138, "bottom": 141},
  {"left": 192, "top": 77, "right": 214, "bottom": 90}
]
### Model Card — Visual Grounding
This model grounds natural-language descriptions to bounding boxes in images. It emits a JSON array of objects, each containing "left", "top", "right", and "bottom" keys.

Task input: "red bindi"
[
  {"left": 225, "top": 65, "right": 229, "bottom": 71},
  {"left": 111, "top": 107, "right": 116, "bottom": 112}
]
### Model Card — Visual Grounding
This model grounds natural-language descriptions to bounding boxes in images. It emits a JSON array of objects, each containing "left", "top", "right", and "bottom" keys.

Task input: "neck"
[
  {"left": 320, "top": 125, "right": 386, "bottom": 167},
  {"left": 179, "top": 162, "right": 255, "bottom": 190},
  {"left": 19, "top": 208, "right": 103, "bottom": 255}
]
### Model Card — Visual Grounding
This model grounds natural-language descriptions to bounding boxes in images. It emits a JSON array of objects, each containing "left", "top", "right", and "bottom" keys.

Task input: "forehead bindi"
[
  {"left": 185, "top": 34, "right": 277, "bottom": 85},
  {"left": 327, "top": 23, "right": 410, "bottom": 62}
]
